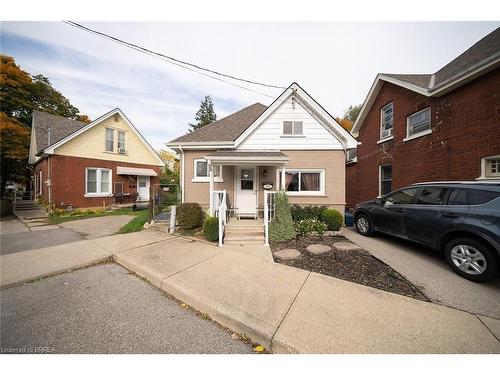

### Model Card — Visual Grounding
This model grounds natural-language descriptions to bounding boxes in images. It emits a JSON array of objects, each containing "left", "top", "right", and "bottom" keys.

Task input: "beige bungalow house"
[{"left": 168, "top": 83, "right": 357, "bottom": 241}]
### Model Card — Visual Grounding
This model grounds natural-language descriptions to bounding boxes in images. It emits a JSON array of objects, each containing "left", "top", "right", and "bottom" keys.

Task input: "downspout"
[{"left": 179, "top": 145, "right": 185, "bottom": 203}]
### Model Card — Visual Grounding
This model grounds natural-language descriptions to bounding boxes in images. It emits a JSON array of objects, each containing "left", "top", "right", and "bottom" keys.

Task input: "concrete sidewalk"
[{"left": 112, "top": 236, "right": 500, "bottom": 353}]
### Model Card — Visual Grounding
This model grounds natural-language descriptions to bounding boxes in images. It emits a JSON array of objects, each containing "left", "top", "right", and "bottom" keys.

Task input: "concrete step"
[
  {"left": 225, "top": 230, "right": 264, "bottom": 237},
  {"left": 224, "top": 238, "right": 264, "bottom": 245},
  {"left": 224, "top": 234, "right": 264, "bottom": 242}
]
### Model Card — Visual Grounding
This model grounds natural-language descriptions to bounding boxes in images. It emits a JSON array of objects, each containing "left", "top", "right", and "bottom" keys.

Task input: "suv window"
[
  {"left": 415, "top": 187, "right": 449, "bottom": 205},
  {"left": 447, "top": 189, "right": 468, "bottom": 205},
  {"left": 384, "top": 188, "right": 419, "bottom": 205},
  {"left": 468, "top": 189, "right": 500, "bottom": 205}
]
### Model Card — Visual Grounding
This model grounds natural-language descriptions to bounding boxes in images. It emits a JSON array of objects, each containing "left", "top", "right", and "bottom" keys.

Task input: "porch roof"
[
  {"left": 204, "top": 151, "right": 289, "bottom": 165},
  {"left": 117, "top": 166, "right": 158, "bottom": 176}
]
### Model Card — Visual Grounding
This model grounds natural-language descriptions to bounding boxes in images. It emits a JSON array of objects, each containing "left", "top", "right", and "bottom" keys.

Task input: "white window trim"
[
  {"left": 117, "top": 130, "right": 126, "bottom": 154},
  {"left": 380, "top": 102, "right": 394, "bottom": 141},
  {"left": 281, "top": 121, "right": 305, "bottom": 137},
  {"left": 105, "top": 128, "right": 114, "bottom": 152},
  {"left": 477, "top": 155, "right": 500, "bottom": 180},
  {"left": 377, "top": 135, "right": 394, "bottom": 144},
  {"left": 404, "top": 107, "right": 432, "bottom": 142},
  {"left": 84, "top": 167, "right": 113, "bottom": 197},
  {"left": 379, "top": 164, "right": 392, "bottom": 197},
  {"left": 192, "top": 159, "right": 223, "bottom": 182},
  {"left": 278, "top": 168, "right": 326, "bottom": 196}
]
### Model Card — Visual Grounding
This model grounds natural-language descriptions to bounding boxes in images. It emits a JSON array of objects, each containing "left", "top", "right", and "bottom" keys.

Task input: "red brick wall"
[
  {"left": 346, "top": 68, "right": 500, "bottom": 210},
  {"left": 35, "top": 155, "right": 161, "bottom": 208},
  {"left": 34, "top": 158, "right": 49, "bottom": 201}
]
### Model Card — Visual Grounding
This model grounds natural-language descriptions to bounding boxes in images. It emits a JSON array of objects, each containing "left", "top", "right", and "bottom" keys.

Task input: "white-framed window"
[
  {"left": 85, "top": 168, "right": 112, "bottom": 196},
  {"left": 105, "top": 128, "right": 114, "bottom": 152},
  {"left": 117, "top": 131, "right": 126, "bottom": 154},
  {"left": 380, "top": 102, "right": 393, "bottom": 140},
  {"left": 479, "top": 155, "right": 500, "bottom": 179},
  {"left": 278, "top": 169, "right": 325, "bottom": 195},
  {"left": 282, "top": 121, "right": 304, "bottom": 136},
  {"left": 193, "top": 159, "right": 222, "bottom": 182},
  {"left": 406, "top": 107, "right": 431, "bottom": 139},
  {"left": 39, "top": 170, "right": 43, "bottom": 195},
  {"left": 379, "top": 164, "right": 392, "bottom": 197}
]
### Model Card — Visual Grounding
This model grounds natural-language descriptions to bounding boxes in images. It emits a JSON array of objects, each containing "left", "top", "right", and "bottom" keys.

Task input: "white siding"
[{"left": 237, "top": 97, "right": 343, "bottom": 150}]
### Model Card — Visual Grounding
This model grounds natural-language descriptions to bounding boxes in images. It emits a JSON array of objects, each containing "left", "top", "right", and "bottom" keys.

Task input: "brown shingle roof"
[
  {"left": 169, "top": 103, "right": 267, "bottom": 143},
  {"left": 383, "top": 73, "right": 432, "bottom": 89},
  {"left": 33, "top": 110, "right": 87, "bottom": 153}
]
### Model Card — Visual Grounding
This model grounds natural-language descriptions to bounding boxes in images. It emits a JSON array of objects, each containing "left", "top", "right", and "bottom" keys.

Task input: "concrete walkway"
[
  {"left": 2, "top": 230, "right": 499, "bottom": 353},
  {"left": 343, "top": 227, "right": 500, "bottom": 319}
]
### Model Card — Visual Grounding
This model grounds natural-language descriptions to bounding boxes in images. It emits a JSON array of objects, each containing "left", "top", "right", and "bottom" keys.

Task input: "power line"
[{"left": 63, "top": 21, "right": 285, "bottom": 98}]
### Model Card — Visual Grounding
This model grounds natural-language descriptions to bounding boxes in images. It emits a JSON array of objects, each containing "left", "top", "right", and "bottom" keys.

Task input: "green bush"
[
  {"left": 321, "top": 208, "right": 343, "bottom": 231},
  {"left": 295, "top": 219, "right": 328, "bottom": 236},
  {"left": 269, "top": 191, "right": 296, "bottom": 242},
  {"left": 290, "top": 205, "right": 328, "bottom": 222},
  {"left": 176, "top": 202, "right": 204, "bottom": 230},
  {"left": 203, "top": 216, "right": 219, "bottom": 242}
]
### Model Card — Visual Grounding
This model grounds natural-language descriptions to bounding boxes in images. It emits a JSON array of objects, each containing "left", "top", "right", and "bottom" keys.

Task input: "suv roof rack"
[{"left": 412, "top": 180, "right": 500, "bottom": 186}]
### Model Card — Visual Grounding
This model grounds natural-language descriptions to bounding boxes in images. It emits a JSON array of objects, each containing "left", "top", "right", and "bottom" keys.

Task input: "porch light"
[{"left": 263, "top": 169, "right": 268, "bottom": 177}]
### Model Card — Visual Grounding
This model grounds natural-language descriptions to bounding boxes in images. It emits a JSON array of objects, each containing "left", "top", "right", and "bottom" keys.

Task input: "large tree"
[
  {"left": 188, "top": 95, "right": 217, "bottom": 132},
  {"left": 335, "top": 104, "right": 362, "bottom": 132},
  {"left": 0, "top": 54, "right": 90, "bottom": 195}
]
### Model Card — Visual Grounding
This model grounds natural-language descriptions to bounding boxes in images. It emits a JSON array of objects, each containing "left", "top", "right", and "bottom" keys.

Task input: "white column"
[
  {"left": 209, "top": 163, "right": 214, "bottom": 216},
  {"left": 280, "top": 165, "right": 286, "bottom": 191}
]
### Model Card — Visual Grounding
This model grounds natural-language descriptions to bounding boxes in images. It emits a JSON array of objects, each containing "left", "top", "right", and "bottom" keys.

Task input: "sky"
[{"left": 1, "top": 21, "right": 498, "bottom": 150}]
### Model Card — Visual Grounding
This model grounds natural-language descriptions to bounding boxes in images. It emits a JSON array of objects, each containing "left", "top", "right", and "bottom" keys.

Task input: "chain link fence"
[{"left": 150, "top": 183, "right": 181, "bottom": 223}]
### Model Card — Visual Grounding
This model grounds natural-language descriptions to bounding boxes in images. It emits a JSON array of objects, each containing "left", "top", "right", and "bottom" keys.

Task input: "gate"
[{"left": 149, "top": 183, "right": 181, "bottom": 223}]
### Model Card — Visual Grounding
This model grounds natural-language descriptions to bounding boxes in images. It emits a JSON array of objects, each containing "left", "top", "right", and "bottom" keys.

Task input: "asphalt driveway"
[
  {"left": 343, "top": 227, "right": 500, "bottom": 319},
  {"left": 0, "top": 263, "right": 253, "bottom": 354}
]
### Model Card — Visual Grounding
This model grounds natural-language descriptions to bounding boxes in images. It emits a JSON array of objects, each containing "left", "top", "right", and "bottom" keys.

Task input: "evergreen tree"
[{"left": 188, "top": 95, "right": 217, "bottom": 132}]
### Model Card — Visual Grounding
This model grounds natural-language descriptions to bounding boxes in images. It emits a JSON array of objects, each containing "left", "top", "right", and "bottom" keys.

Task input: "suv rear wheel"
[
  {"left": 355, "top": 213, "right": 374, "bottom": 236},
  {"left": 444, "top": 237, "right": 499, "bottom": 282}
]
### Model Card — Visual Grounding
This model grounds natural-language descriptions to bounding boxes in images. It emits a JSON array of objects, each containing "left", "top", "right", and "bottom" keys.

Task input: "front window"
[
  {"left": 379, "top": 165, "right": 392, "bottom": 196},
  {"left": 380, "top": 103, "right": 393, "bottom": 140},
  {"left": 407, "top": 107, "right": 431, "bottom": 137},
  {"left": 280, "top": 169, "right": 324, "bottom": 195},
  {"left": 86, "top": 168, "right": 112, "bottom": 195},
  {"left": 105, "top": 128, "right": 114, "bottom": 152},
  {"left": 283, "top": 121, "right": 303, "bottom": 135},
  {"left": 384, "top": 187, "right": 418, "bottom": 205},
  {"left": 117, "top": 131, "right": 126, "bottom": 153},
  {"left": 193, "top": 159, "right": 222, "bottom": 180}
]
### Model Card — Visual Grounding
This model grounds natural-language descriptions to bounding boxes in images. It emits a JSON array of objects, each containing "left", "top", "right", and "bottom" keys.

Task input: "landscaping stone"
[
  {"left": 274, "top": 249, "right": 301, "bottom": 260},
  {"left": 324, "top": 230, "right": 343, "bottom": 237},
  {"left": 333, "top": 241, "right": 362, "bottom": 251},
  {"left": 306, "top": 244, "right": 332, "bottom": 255}
]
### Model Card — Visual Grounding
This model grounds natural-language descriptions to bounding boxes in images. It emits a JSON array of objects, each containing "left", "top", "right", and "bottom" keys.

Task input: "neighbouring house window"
[
  {"left": 380, "top": 102, "right": 393, "bottom": 140},
  {"left": 85, "top": 168, "right": 112, "bottom": 195},
  {"left": 105, "top": 128, "right": 114, "bottom": 152},
  {"left": 117, "top": 131, "right": 126, "bottom": 153},
  {"left": 379, "top": 165, "right": 392, "bottom": 196},
  {"left": 283, "top": 121, "right": 303, "bottom": 135},
  {"left": 193, "top": 159, "right": 222, "bottom": 180},
  {"left": 481, "top": 155, "right": 500, "bottom": 179},
  {"left": 39, "top": 170, "right": 43, "bottom": 195},
  {"left": 407, "top": 107, "right": 431, "bottom": 137},
  {"left": 279, "top": 169, "right": 324, "bottom": 194}
]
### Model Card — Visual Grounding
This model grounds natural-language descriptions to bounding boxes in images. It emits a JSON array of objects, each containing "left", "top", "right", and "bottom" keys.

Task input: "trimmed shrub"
[
  {"left": 269, "top": 191, "right": 296, "bottom": 242},
  {"left": 177, "top": 202, "right": 204, "bottom": 230},
  {"left": 203, "top": 216, "right": 219, "bottom": 242},
  {"left": 290, "top": 205, "right": 328, "bottom": 222},
  {"left": 295, "top": 219, "right": 328, "bottom": 236},
  {"left": 321, "top": 208, "right": 343, "bottom": 231}
]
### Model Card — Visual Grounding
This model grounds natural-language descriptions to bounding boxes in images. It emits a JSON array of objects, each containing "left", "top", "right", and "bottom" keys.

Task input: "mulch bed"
[{"left": 271, "top": 235, "right": 428, "bottom": 301}]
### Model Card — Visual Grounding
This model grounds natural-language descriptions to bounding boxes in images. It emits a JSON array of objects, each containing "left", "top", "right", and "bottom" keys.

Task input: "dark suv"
[{"left": 353, "top": 182, "right": 500, "bottom": 282}]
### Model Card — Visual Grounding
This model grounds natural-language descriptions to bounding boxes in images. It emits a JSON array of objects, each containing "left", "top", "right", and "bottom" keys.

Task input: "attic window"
[{"left": 282, "top": 121, "right": 303, "bottom": 135}]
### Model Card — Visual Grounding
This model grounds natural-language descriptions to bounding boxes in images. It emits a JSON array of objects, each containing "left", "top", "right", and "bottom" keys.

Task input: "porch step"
[{"left": 224, "top": 237, "right": 264, "bottom": 244}]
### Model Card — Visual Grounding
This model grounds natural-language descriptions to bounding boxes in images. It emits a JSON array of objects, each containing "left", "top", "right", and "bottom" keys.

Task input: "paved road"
[
  {"left": 343, "top": 227, "right": 500, "bottom": 319},
  {"left": 0, "top": 263, "right": 253, "bottom": 354}
]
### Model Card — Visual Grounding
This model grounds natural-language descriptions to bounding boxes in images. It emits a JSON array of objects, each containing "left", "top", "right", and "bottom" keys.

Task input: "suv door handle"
[{"left": 442, "top": 212, "right": 459, "bottom": 218}]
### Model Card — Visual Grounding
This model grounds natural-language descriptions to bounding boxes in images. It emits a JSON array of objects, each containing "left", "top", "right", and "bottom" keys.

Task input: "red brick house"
[
  {"left": 346, "top": 27, "right": 500, "bottom": 210},
  {"left": 28, "top": 108, "right": 165, "bottom": 209}
]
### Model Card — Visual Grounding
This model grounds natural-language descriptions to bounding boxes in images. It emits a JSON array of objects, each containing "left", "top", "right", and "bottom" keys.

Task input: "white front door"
[
  {"left": 236, "top": 166, "right": 257, "bottom": 217},
  {"left": 137, "top": 175, "right": 150, "bottom": 201}
]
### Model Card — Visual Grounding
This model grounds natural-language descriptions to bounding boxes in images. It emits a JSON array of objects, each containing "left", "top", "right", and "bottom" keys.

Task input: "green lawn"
[{"left": 49, "top": 207, "right": 150, "bottom": 234}]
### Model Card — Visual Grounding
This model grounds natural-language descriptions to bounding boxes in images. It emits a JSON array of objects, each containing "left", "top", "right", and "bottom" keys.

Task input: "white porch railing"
[
  {"left": 213, "top": 190, "right": 227, "bottom": 247},
  {"left": 264, "top": 190, "right": 277, "bottom": 246}
]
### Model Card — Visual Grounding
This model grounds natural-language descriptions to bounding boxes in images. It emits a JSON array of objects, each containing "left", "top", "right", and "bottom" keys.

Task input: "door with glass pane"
[
  {"left": 137, "top": 175, "right": 150, "bottom": 201},
  {"left": 236, "top": 166, "right": 257, "bottom": 217}
]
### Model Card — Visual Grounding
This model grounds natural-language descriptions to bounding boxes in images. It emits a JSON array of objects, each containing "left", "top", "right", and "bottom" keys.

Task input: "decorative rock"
[
  {"left": 274, "top": 248, "right": 302, "bottom": 260},
  {"left": 324, "top": 230, "right": 343, "bottom": 237},
  {"left": 333, "top": 241, "right": 362, "bottom": 251},
  {"left": 306, "top": 244, "right": 332, "bottom": 255}
]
